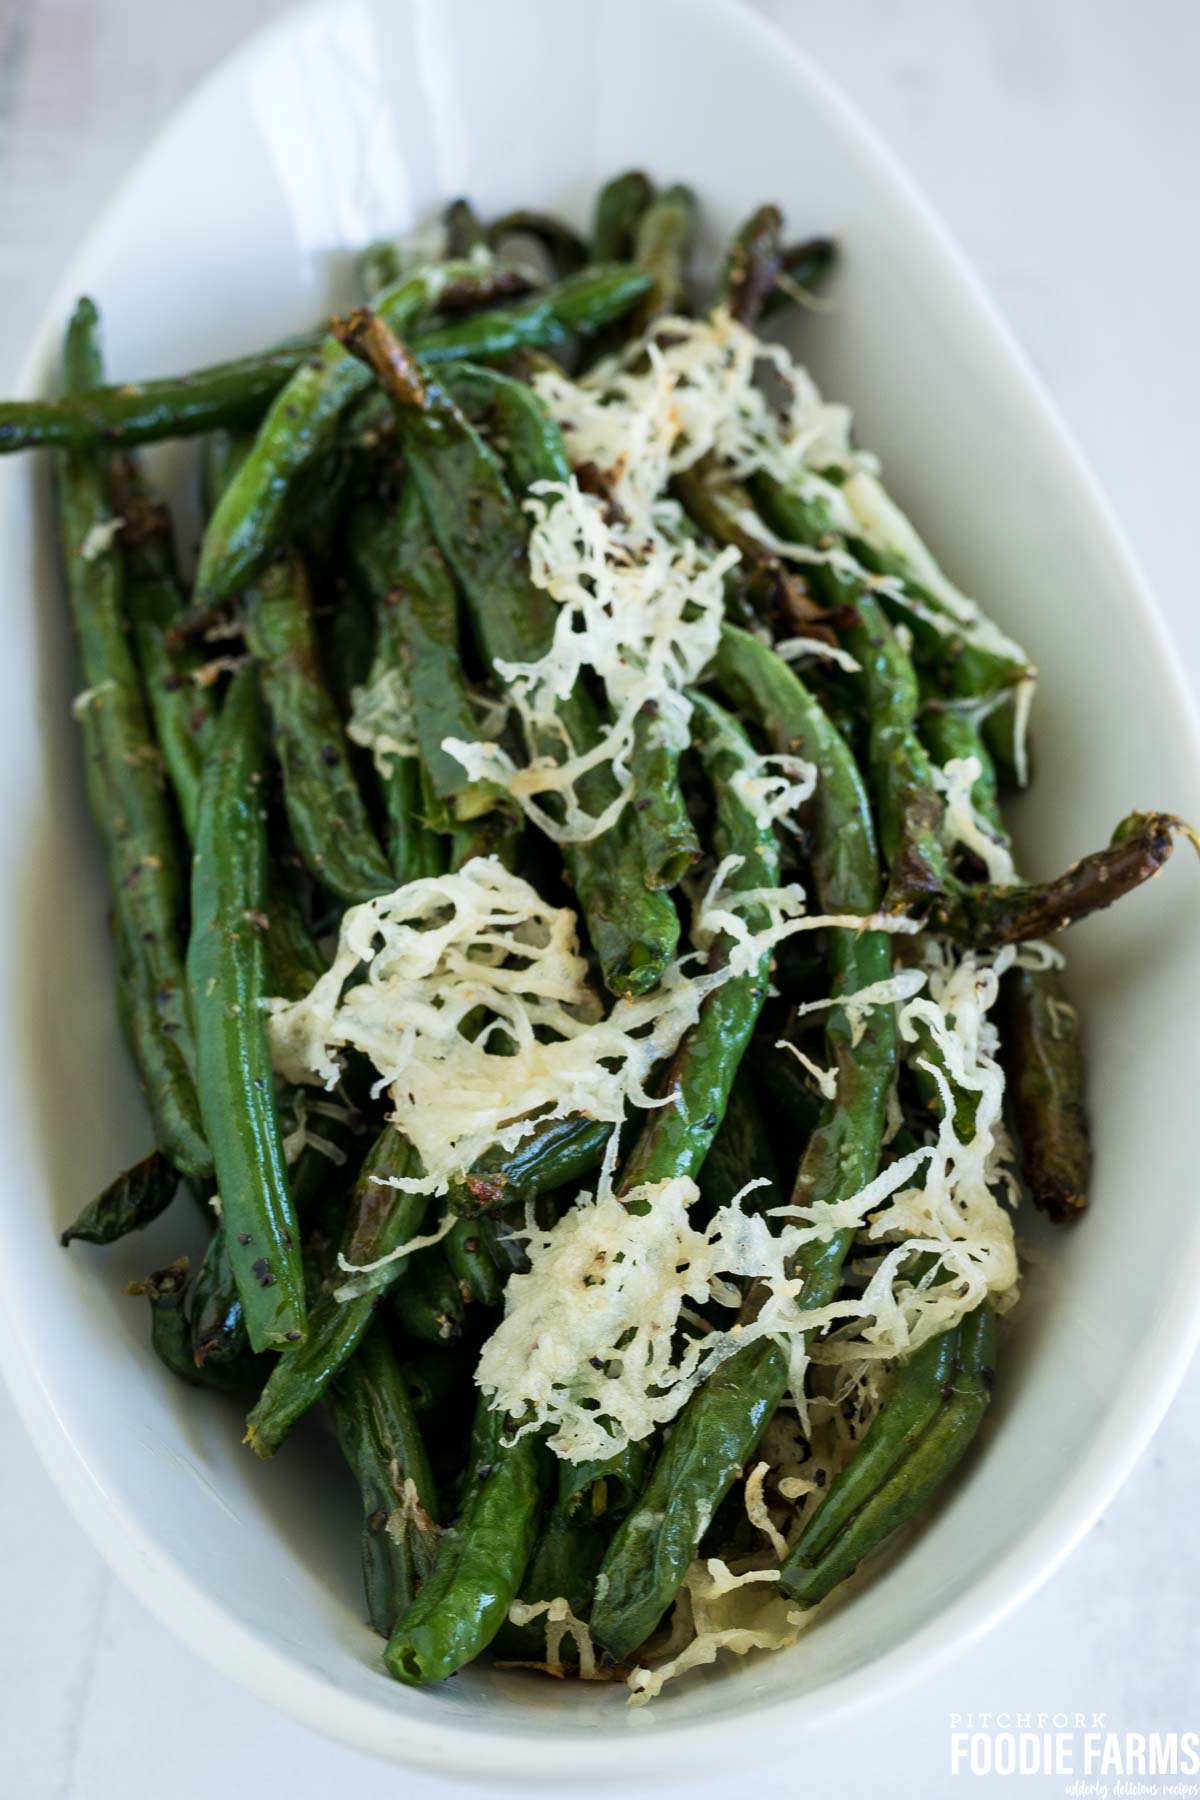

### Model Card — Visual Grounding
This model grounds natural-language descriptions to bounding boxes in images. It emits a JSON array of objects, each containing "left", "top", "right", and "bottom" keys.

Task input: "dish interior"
[{"left": 1, "top": 0, "right": 1198, "bottom": 1769}]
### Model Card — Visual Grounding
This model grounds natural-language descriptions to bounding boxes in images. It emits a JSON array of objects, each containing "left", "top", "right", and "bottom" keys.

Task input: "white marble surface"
[{"left": 1, "top": 1, "right": 1197, "bottom": 1794}]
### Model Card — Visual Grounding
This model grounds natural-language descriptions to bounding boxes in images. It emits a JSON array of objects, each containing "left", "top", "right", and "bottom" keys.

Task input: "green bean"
[
  {"left": 489, "top": 1510, "right": 607, "bottom": 1664},
  {"left": 591, "top": 170, "right": 655, "bottom": 263},
  {"left": 559, "top": 1440, "right": 652, "bottom": 1527},
  {"left": 262, "top": 866, "right": 326, "bottom": 998},
  {"left": 697, "top": 1067, "right": 782, "bottom": 1217},
  {"left": 384, "top": 1396, "right": 551, "bottom": 1684},
  {"left": 920, "top": 637, "right": 1028, "bottom": 798},
  {"left": 487, "top": 210, "right": 587, "bottom": 277},
  {"left": 196, "top": 262, "right": 527, "bottom": 602},
  {"left": 919, "top": 697, "right": 1090, "bottom": 1195},
  {"left": 447, "top": 1111, "right": 612, "bottom": 1216},
  {"left": 339, "top": 311, "right": 679, "bottom": 997},
  {"left": 593, "top": 627, "right": 896, "bottom": 1659},
  {"left": 404, "top": 1344, "right": 475, "bottom": 1415},
  {"left": 197, "top": 264, "right": 650, "bottom": 606},
  {"left": 631, "top": 183, "right": 696, "bottom": 330},
  {"left": 358, "top": 240, "right": 408, "bottom": 299},
  {"left": 754, "top": 471, "right": 1029, "bottom": 705},
  {"left": 57, "top": 298, "right": 210, "bottom": 1183},
  {"left": 786, "top": 1325, "right": 961, "bottom": 1567},
  {"left": 399, "top": 285, "right": 564, "bottom": 365},
  {"left": 345, "top": 475, "right": 512, "bottom": 854},
  {"left": 60, "top": 1148, "right": 178, "bottom": 1247},
  {"left": 444, "top": 1219, "right": 502, "bottom": 1309},
  {"left": 3, "top": 334, "right": 326, "bottom": 454},
  {"left": 713, "top": 631, "right": 895, "bottom": 1307},
  {"left": 244, "top": 1126, "right": 425, "bottom": 1454},
  {"left": 719, "top": 203, "right": 784, "bottom": 327},
  {"left": 109, "top": 457, "right": 216, "bottom": 842},
  {"left": 242, "top": 553, "right": 395, "bottom": 906},
  {"left": 629, "top": 700, "right": 703, "bottom": 889},
  {"left": 743, "top": 1041, "right": 825, "bottom": 1165},
  {"left": 458, "top": 1381, "right": 510, "bottom": 1511},
  {"left": 390, "top": 1248, "right": 466, "bottom": 1344},
  {"left": 982, "top": 699, "right": 1026, "bottom": 789},
  {"left": 671, "top": 463, "right": 831, "bottom": 640},
  {"left": 125, "top": 1257, "right": 270, "bottom": 1393},
  {"left": 192, "top": 1037, "right": 365, "bottom": 1369},
  {"left": 841, "top": 510, "right": 1030, "bottom": 705},
  {"left": 753, "top": 478, "right": 954, "bottom": 910},
  {"left": 329, "top": 1324, "right": 439, "bottom": 1635},
  {"left": 186, "top": 858, "right": 328, "bottom": 1367},
  {"left": 318, "top": 570, "right": 377, "bottom": 720},
  {"left": 187, "top": 667, "right": 305, "bottom": 1350},
  {"left": 1000, "top": 966, "right": 1090, "bottom": 1220},
  {"left": 616, "top": 693, "right": 779, "bottom": 1193},
  {"left": 932, "top": 811, "right": 1196, "bottom": 947},
  {"left": 443, "top": 198, "right": 487, "bottom": 258},
  {"left": 431, "top": 265, "right": 537, "bottom": 316},
  {"left": 919, "top": 699, "right": 1004, "bottom": 833},
  {"left": 760, "top": 235, "right": 838, "bottom": 318},
  {"left": 204, "top": 427, "right": 396, "bottom": 902},
  {"left": 781, "top": 1306, "right": 996, "bottom": 1605},
  {"left": 440, "top": 359, "right": 571, "bottom": 494},
  {"left": 189, "top": 1227, "right": 244, "bottom": 1366}
]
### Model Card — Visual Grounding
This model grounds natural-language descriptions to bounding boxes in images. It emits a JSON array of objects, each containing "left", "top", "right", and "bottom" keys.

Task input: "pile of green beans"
[{"left": 40, "top": 172, "right": 1193, "bottom": 1697}]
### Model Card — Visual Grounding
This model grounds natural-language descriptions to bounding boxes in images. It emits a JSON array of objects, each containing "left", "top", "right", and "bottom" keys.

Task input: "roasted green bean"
[
  {"left": 187, "top": 668, "right": 305, "bottom": 1350},
  {"left": 329, "top": 1324, "right": 439, "bottom": 1635},
  {"left": 57, "top": 298, "right": 210, "bottom": 1183},
  {"left": 197, "top": 264, "right": 651, "bottom": 605},
  {"left": 60, "top": 1149, "right": 178, "bottom": 1247}
]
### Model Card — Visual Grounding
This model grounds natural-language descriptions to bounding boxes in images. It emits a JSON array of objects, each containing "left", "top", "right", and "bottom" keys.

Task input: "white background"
[{"left": 0, "top": 1, "right": 1196, "bottom": 1794}]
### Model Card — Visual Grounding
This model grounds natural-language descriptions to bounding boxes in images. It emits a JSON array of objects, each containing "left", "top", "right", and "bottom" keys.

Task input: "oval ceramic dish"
[{"left": 1, "top": 0, "right": 1198, "bottom": 1779}]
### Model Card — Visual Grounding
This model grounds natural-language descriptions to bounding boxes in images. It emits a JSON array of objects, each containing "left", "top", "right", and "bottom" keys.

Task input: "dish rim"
[{"left": 2, "top": 0, "right": 1199, "bottom": 1779}]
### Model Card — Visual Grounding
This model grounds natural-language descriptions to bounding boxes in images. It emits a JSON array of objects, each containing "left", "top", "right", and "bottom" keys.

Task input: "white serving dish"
[{"left": 1, "top": 0, "right": 1198, "bottom": 1780}]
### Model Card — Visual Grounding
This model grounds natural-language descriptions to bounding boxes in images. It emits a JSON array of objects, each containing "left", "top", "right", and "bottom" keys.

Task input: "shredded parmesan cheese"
[
  {"left": 446, "top": 472, "right": 735, "bottom": 842},
  {"left": 334, "top": 1208, "right": 456, "bottom": 1297},
  {"left": 839, "top": 469, "right": 1030, "bottom": 668},
  {"left": 775, "top": 634, "right": 863, "bottom": 674},
  {"left": 626, "top": 1561, "right": 811, "bottom": 1705},
  {"left": 933, "top": 754, "right": 1017, "bottom": 885},
  {"left": 506, "top": 1596, "right": 597, "bottom": 1679},
  {"left": 729, "top": 750, "right": 817, "bottom": 833},
  {"left": 475, "top": 935, "right": 1020, "bottom": 1461},
  {"left": 269, "top": 854, "right": 923, "bottom": 1215},
  {"left": 385, "top": 1476, "right": 440, "bottom": 1558},
  {"left": 440, "top": 308, "right": 849, "bottom": 840},
  {"left": 71, "top": 680, "right": 117, "bottom": 717},
  {"left": 268, "top": 857, "right": 711, "bottom": 1203},
  {"left": 437, "top": 302, "right": 1033, "bottom": 843},
  {"left": 80, "top": 517, "right": 124, "bottom": 561},
  {"left": 744, "top": 1462, "right": 788, "bottom": 1560},
  {"left": 347, "top": 663, "right": 417, "bottom": 778},
  {"left": 778, "top": 1038, "right": 837, "bottom": 1103}
]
